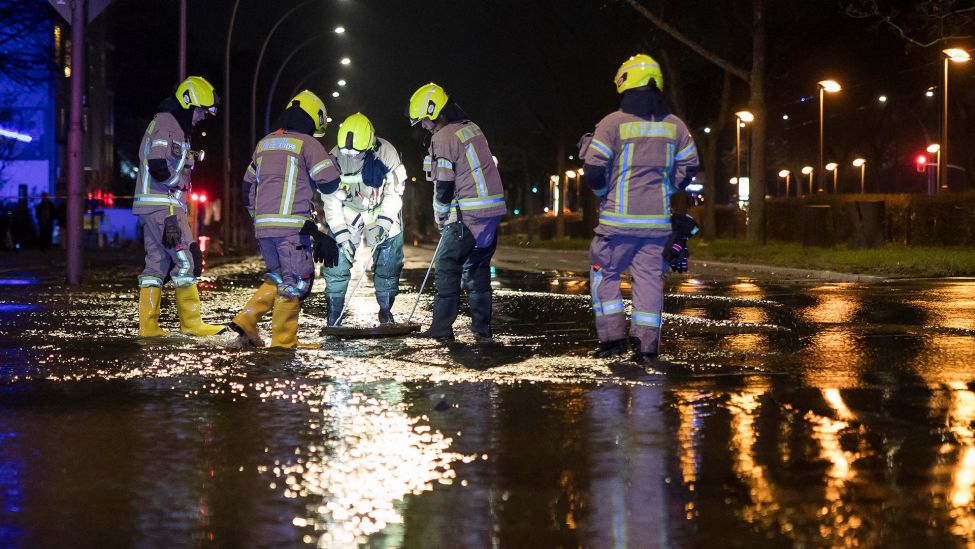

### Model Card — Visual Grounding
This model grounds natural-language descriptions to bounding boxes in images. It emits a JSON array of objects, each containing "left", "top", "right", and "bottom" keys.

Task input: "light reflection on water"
[{"left": 5, "top": 262, "right": 975, "bottom": 544}]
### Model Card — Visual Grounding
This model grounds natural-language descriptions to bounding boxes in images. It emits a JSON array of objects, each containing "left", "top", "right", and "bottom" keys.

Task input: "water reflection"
[{"left": 263, "top": 381, "right": 469, "bottom": 547}]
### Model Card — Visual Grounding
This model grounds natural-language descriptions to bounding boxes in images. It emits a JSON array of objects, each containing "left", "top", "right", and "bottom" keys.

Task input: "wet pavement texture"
[{"left": 3, "top": 249, "right": 975, "bottom": 547}]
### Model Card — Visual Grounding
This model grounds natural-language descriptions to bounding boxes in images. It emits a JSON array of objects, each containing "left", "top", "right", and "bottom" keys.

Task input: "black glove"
[
  {"left": 190, "top": 241, "right": 203, "bottom": 277},
  {"left": 162, "top": 214, "right": 182, "bottom": 249},
  {"left": 361, "top": 153, "right": 389, "bottom": 188},
  {"left": 663, "top": 214, "right": 699, "bottom": 273},
  {"left": 301, "top": 220, "right": 339, "bottom": 268}
]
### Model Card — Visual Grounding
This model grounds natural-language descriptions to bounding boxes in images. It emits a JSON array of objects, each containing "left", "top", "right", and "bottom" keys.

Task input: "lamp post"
[
  {"left": 817, "top": 80, "right": 842, "bottom": 192},
  {"left": 825, "top": 162, "right": 838, "bottom": 193},
  {"left": 941, "top": 48, "right": 971, "bottom": 192},
  {"left": 778, "top": 169, "right": 791, "bottom": 197},
  {"left": 250, "top": 0, "right": 315, "bottom": 146},
  {"left": 564, "top": 170, "right": 576, "bottom": 211},
  {"left": 852, "top": 158, "right": 866, "bottom": 193},
  {"left": 927, "top": 143, "right": 942, "bottom": 190},
  {"left": 576, "top": 168, "right": 584, "bottom": 211},
  {"left": 801, "top": 166, "right": 814, "bottom": 196},
  {"left": 549, "top": 175, "right": 559, "bottom": 213},
  {"left": 223, "top": 0, "right": 241, "bottom": 248},
  {"left": 734, "top": 111, "right": 754, "bottom": 192}
]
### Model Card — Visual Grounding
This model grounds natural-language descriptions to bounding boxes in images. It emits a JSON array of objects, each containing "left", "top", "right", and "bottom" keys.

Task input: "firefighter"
[
  {"left": 407, "top": 83, "right": 507, "bottom": 342},
  {"left": 321, "top": 113, "right": 408, "bottom": 326},
  {"left": 580, "top": 54, "right": 699, "bottom": 362},
  {"left": 135, "top": 76, "right": 224, "bottom": 338},
  {"left": 228, "top": 90, "right": 341, "bottom": 348}
]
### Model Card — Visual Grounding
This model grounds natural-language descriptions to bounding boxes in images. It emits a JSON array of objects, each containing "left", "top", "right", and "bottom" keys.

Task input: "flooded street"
[{"left": 3, "top": 248, "right": 975, "bottom": 547}]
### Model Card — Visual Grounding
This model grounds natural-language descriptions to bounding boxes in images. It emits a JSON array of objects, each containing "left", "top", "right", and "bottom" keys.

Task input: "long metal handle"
[
  {"left": 330, "top": 248, "right": 373, "bottom": 328},
  {"left": 407, "top": 235, "right": 445, "bottom": 325}
]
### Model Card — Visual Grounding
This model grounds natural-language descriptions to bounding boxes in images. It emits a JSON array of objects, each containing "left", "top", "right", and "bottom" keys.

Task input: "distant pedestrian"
[
  {"left": 0, "top": 201, "right": 10, "bottom": 250},
  {"left": 35, "top": 192, "right": 56, "bottom": 251},
  {"left": 56, "top": 197, "right": 66, "bottom": 249}
]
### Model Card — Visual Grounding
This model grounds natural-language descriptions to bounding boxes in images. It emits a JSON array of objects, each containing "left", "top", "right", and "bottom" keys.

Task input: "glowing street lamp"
[
  {"left": 334, "top": 26, "right": 345, "bottom": 34},
  {"left": 825, "top": 162, "right": 838, "bottom": 193},
  {"left": 340, "top": 57, "right": 351, "bottom": 65},
  {"left": 817, "top": 80, "right": 841, "bottom": 192},
  {"left": 801, "top": 166, "right": 814, "bottom": 196},
  {"left": 927, "top": 143, "right": 942, "bottom": 188},
  {"left": 778, "top": 169, "right": 791, "bottom": 197},
  {"left": 734, "top": 110, "right": 754, "bottom": 193},
  {"left": 941, "top": 48, "right": 971, "bottom": 192},
  {"left": 852, "top": 158, "right": 866, "bottom": 193}
]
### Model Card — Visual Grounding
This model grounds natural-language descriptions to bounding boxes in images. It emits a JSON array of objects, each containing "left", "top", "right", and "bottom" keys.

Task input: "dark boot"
[
  {"left": 327, "top": 296, "right": 345, "bottom": 327},
  {"left": 592, "top": 338, "right": 628, "bottom": 358},
  {"left": 629, "top": 336, "right": 659, "bottom": 363},
  {"left": 468, "top": 290, "right": 493, "bottom": 342},
  {"left": 377, "top": 293, "right": 395, "bottom": 325},
  {"left": 417, "top": 295, "right": 457, "bottom": 342}
]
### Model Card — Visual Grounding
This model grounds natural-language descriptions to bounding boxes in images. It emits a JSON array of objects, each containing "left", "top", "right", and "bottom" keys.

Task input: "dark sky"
[{"left": 103, "top": 0, "right": 974, "bottom": 201}]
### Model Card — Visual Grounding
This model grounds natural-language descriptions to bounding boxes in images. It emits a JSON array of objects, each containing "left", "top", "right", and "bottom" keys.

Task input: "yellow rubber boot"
[
  {"left": 230, "top": 282, "right": 278, "bottom": 346},
  {"left": 270, "top": 296, "right": 301, "bottom": 348},
  {"left": 138, "top": 286, "right": 169, "bottom": 337},
  {"left": 175, "top": 284, "right": 226, "bottom": 336}
]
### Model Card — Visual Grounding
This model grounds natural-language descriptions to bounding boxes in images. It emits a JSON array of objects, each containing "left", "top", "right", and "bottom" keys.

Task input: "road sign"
[{"left": 48, "top": 0, "right": 114, "bottom": 24}]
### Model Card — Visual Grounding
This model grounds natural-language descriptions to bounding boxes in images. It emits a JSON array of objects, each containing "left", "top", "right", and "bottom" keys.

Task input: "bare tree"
[
  {"left": 0, "top": 0, "right": 53, "bottom": 192},
  {"left": 0, "top": 1, "right": 51, "bottom": 86},
  {"left": 845, "top": 0, "right": 975, "bottom": 48},
  {"left": 624, "top": 0, "right": 769, "bottom": 244}
]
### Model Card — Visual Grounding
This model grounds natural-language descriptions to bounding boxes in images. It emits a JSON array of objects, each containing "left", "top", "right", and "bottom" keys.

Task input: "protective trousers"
[
  {"left": 589, "top": 234, "right": 668, "bottom": 353},
  {"left": 322, "top": 232, "right": 405, "bottom": 298},
  {"left": 258, "top": 233, "right": 314, "bottom": 299},
  {"left": 138, "top": 208, "right": 194, "bottom": 288},
  {"left": 428, "top": 222, "right": 496, "bottom": 337}
]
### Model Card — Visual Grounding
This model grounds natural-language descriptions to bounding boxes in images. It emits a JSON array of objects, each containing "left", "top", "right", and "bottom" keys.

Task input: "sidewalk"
[
  {"left": 0, "top": 244, "right": 887, "bottom": 286},
  {"left": 405, "top": 244, "right": 887, "bottom": 283}
]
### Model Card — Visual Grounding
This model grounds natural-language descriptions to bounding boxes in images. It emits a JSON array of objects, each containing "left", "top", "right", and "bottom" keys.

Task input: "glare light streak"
[{"left": 0, "top": 128, "right": 32, "bottom": 143}]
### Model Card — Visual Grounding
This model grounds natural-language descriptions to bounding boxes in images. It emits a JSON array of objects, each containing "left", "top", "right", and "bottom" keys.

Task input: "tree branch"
[{"left": 623, "top": 0, "right": 750, "bottom": 83}]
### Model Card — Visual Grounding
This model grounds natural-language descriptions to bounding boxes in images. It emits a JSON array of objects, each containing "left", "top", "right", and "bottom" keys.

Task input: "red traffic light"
[{"left": 915, "top": 154, "right": 927, "bottom": 173}]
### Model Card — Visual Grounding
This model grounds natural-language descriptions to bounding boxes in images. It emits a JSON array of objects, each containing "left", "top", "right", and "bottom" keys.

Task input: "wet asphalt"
[{"left": 2, "top": 246, "right": 975, "bottom": 547}]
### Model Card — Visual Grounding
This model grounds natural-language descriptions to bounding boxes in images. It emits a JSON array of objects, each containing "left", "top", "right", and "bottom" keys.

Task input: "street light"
[
  {"left": 942, "top": 48, "right": 971, "bottom": 192},
  {"left": 825, "top": 162, "right": 838, "bottom": 193},
  {"left": 250, "top": 0, "right": 315, "bottom": 145},
  {"left": 340, "top": 57, "right": 351, "bottom": 65},
  {"left": 338, "top": 79, "right": 346, "bottom": 86},
  {"left": 778, "top": 169, "right": 791, "bottom": 197},
  {"left": 852, "top": 158, "right": 866, "bottom": 193},
  {"left": 734, "top": 110, "right": 754, "bottom": 194},
  {"left": 334, "top": 26, "right": 345, "bottom": 34},
  {"left": 817, "top": 79, "right": 841, "bottom": 192},
  {"left": 801, "top": 166, "right": 814, "bottom": 196},
  {"left": 927, "top": 143, "right": 942, "bottom": 189}
]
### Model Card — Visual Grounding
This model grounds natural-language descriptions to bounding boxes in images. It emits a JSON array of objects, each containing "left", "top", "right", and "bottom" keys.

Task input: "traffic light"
[{"left": 916, "top": 154, "right": 927, "bottom": 174}]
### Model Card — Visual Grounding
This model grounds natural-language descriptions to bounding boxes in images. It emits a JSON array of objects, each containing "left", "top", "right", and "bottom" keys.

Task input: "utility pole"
[
  {"left": 66, "top": 0, "right": 86, "bottom": 285},
  {"left": 178, "top": 0, "right": 186, "bottom": 80}
]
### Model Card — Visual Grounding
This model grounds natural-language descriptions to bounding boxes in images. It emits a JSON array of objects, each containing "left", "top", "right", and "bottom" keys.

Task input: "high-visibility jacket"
[
  {"left": 243, "top": 130, "right": 341, "bottom": 238},
  {"left": 325, "top": 137, "right": 407, "bottom": 247},
  {"left": 133, "top": 112, "right": 192, "bottom": 215},
  {"left": 427, "top": 120, "right": 506, "bottom": 224},
  {"left": 583, "top": 112, "right": 698, "bottom": 236}
]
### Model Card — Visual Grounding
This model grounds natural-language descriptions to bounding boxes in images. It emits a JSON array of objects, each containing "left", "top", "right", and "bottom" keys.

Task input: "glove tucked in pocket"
[{"left": 162, "top": 215, "right": 182, "bottom": 249}]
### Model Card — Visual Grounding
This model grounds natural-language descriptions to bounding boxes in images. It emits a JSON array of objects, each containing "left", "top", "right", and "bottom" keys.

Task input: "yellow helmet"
[
  {"left": 287, "top": 90, "right": 328, "bottom": 137},
  {"left": 408, "top": 83, "right": 449, "bottom": 125},
  {"left": 337, "top": 113, "right": 376, "bottom": 152},
  {"left": 175, "top": 76, "right": 218, "bottom": 114},
  {"left": 614, "top": 54, "right": 664, "bottom": 94}
]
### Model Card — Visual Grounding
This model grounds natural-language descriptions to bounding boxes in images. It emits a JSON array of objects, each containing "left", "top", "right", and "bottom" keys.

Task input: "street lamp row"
[{"left": 777, "top": 157, "right": 867, "bottom": 197}]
